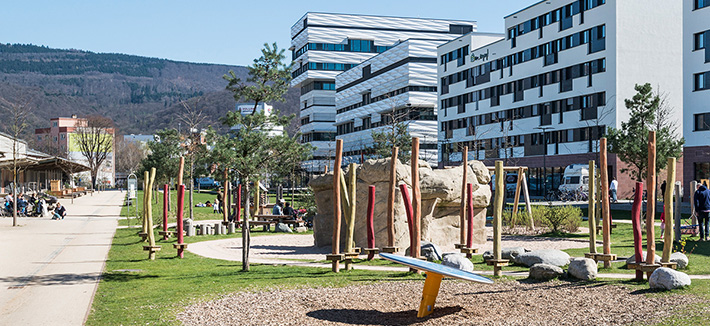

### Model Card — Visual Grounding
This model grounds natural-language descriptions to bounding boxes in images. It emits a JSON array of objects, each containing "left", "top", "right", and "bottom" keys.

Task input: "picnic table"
[{"left": 253, "top": 215, "right": 304, "bottom": 229}]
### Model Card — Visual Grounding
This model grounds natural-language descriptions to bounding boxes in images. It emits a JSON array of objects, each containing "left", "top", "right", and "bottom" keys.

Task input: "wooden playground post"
[
  {"left": 364, "top": 185, "right": 379, "bottom": 260},
  {"left": 400, "top": 184, "right": 415, "bottom": 257},
  {"left": 160, "top": 184, "right": 170, "bottom": 240},
  {"left": 587, "top": 161, "right": 597, "bottom": 254},
  {"left": 459, "top": 146, "right": 468, "bottom": 248},
  {"left": 254, "top": 180, "right": 261, "bottom": 216},
  {"left": 411, "top": 137, "right": 421, "bottom": 259},
  {"left": 344, "top": 163, "right": 358, "bottom": 270},
  {"left": 173, "top": 184, "right": 187, "bottom": 258},
  {"left": 674, "top": 183, "right": 682, "bottom": 242},
  {"left": 662, "top": 158, "right": 676, "bottom": 265},
  {"left": 512, "top": 167, "right": 523, "bottom": 215},
  {"left": 491, "top": 161, "right": 508, "bottom": 276},
  {"left": 599, "top": 138, "right": 616, "bottom": 268},
  {"left": 143, "top": 168, "right": 161, "bottom": 260},
  {"left": 631, "top": 182, "right": 644, "bottom": 281},
  {"left": 645, "top": 131, "right": 659, "bottom": 277},
  {"left": 466, "top": 183, "right": 474, "bottom": 258},
  {"left": 520, "top": 172, "right": 534, "bottom": 229},
  {"left": 177, "top": 157, "right": 185, "bottom": 186},
  {"left": 326, "top": 139, "right": 344, "bottom": 272},
  {"left": 223, "top": 168, "right": 229, "bottom": 224},
  {"left": 383, "top": 146, "right": 399, "bottom": 253}
]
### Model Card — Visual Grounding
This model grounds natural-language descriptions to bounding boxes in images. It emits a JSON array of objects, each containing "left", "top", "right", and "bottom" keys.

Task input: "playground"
[{"left": 85, "top": 135, "right": 710, "bottom": 325}]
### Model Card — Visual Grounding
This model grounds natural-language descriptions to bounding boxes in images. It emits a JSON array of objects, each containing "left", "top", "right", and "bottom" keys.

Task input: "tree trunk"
[
  {"left": 242, "top": 177, "right": 251, "bottom": 271},
  {"left": 12, "top": 139, "right": 18, "bottom": 226}
]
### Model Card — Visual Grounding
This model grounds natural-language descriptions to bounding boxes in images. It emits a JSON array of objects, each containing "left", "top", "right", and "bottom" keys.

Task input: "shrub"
[{"left": 540, "top": 204, "right": 582, "bottom": 233}]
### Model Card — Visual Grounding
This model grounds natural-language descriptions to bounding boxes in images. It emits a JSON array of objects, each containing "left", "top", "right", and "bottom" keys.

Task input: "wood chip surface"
[{"left": 178, "top": 279, "right": 697, "bottom": 325}]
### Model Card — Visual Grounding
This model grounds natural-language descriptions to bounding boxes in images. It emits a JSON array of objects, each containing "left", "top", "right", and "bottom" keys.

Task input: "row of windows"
[
  {"left": 696, "top": 0, "right": 710, "bottom": 10},
  {"left": 337, "top": 107, "right": 436, "bottom": 136},
  {"left": 695, "top": 71, "right": 710, "bottom": 91},
  {"left": 440, "top": 58, "right": 606, "bottom": 110},
  {"left": 508, "top": 0, "right": 605, "bottom": 44},
  {"left": 441, "top": 25, "right": 606, "bottom": 94},
  {"left": 336, "top": 85, "right": 437, "bottom": 114},
  {"left": 301, "top": 81, "right": 336, "bottom": 95},
  {"left": 443, "top": 126, "right": 606, "bottom": 153},
  {"left": 292, "top": 40, "right": 393, "bottom": 60},
  {"left": 292, "top": 62, "right": 357, "bottom": 79},
  {"left": 696, "top": 112, "right": 710, "bottom": 131},
  {"left": 301, "top": 132, "right": 336, "bottom": 143},
  {"left": 440, "top": 45, "right": 468, "bottom": 66},
  {"left": 441, "top": 92, "right": 606, "bottom": 137}
]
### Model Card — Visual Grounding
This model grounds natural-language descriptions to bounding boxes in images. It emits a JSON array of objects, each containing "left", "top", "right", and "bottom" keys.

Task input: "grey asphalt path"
[{"left": 0, "top": 190, "right": 123, "bottom": 326}]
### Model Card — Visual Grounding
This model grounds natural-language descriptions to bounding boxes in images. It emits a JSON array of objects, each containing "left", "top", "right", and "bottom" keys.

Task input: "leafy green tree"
[
  {"left": 606, "top": 83, "right": 684, "bottom": 182},
  {"left": 224, "top": 42, "right": 291, "bottom": 113},
  {"left": 214, "top": 42, "right": 309, "bottom": 271},
  {"left": 140, "top": 129, "right": 181, "bottom": 186}
]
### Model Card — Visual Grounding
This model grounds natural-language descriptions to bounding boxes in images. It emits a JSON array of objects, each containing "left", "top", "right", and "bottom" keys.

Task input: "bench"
[{"left": 248, "top": 220, "right": 276, "bottom": 231}]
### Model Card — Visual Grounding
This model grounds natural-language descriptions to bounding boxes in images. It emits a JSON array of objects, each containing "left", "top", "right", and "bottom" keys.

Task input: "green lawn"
[{"left": 86, "top": 228, "right": 420, "bottom": 326}]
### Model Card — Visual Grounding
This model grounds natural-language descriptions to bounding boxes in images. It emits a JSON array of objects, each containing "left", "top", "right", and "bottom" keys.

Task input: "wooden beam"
[
  {"left": 460, "top": 146, "right": 468, "bottom": 246},
  {"left": 177, "top": 156, "right": 185, "bottom": 186},
  {"left": 331, "top": 139, "right": 344, "bottom": 273},
  {"left": 599, "top": 138, "right": 612, "bottom": 268},
  {"left": 662, "top": 157, "right": 676, "bottom": 263},
  {"left": 493, "top": 161, "right": 505, "bottom": 276},
  {"left": 520, "top": 173, "right": 534, "bottom": 230},
  {"left": 512, "top": 167, "right": 523, "bottom": 215},
  {"left": 387, "top": 147, "right": 398, "bottom": 248},
  {"left": 411, "top": 137, "right": 421, "bottom": 259},
  {"left": 344, "top": 163, "right": 357, "bottom": 270},
  {"left": 588, "top": 160, "right": 597, "bottom": 254},
  {"left": 646, "top": 131, "right": 657, "bottom": 277}
]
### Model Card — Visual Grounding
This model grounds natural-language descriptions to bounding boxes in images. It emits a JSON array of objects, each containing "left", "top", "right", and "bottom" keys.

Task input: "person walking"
[
  {"left": 610, "top": 177, "right": 619, "bottom": 203},
  {"left": 660, "top": 180, "right": 667, "bottom": 201},
  {"left": 694, "top": 182, "right": 710, "bottom": 241}
]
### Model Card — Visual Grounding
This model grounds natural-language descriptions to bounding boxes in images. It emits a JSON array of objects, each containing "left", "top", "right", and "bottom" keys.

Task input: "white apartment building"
[
  {"left": 335, "top": 38, "right": 501, "bottom": 167},
  {"left": 438, "top": 0, "right": 682, "bottom": 197},
  {"left": 290, "top": 12, "right": 477, "bottom": 172},
  {"left": 683, "top": 0, "right": 710, "bottom": 192}
]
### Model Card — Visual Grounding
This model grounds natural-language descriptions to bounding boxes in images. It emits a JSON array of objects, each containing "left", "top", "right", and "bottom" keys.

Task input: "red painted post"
[
  {"left": 631, "top": 181, "right": 644, "bottom": 281},
  {"left": 162, "top": 184, "right": 169, "bottom": 240},
  {"left": 366, "top": 185, "right": 376, "bottom": 260},
  {"left": 236, "top": 184, "right": 242, "bottom": 224},
  {"left": 176, "top": 184, "right": 185, "bottom": 258},
  {"left": 466, "top": 183, "right": 474, "bottom": 258},
  {"left": 399, "top": 184, "right": 415, "bottom": 257}
]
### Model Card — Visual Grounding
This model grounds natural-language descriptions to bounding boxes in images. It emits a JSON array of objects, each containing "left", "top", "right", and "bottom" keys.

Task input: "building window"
[
  {"left": 696, "top": 0, "right": 710, "bottom": 10},
  {"left": 52, "top": 121, "right": 58, "bottom": 127},
  {"left": 53, "top": 136, "right": 58, "bottom": 142},
  {"left": 695, "top": 113, "right": 710, "bottom": 131},
  {"left": 695, "top": 31, "right": 706, "bottom": 50},
  {"left": 695, "top": 71, "right": 710, "bottom": 91},
  {"left": 60, "top": 134, "right": 66, "bottom": 140}
]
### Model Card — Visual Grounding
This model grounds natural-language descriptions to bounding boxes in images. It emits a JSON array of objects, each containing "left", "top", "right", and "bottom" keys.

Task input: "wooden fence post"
[{"left": 411, "top": 137, "right": 421, "bottom": 259}]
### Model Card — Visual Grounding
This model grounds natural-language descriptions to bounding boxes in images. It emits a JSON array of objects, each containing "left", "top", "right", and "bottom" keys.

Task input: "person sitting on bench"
[{"left": 52, "top": 202, "right": 67, "bottom": 220}]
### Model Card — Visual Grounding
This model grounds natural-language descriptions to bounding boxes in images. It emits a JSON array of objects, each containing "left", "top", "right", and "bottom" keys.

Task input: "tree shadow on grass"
[
  {"left": 306, "top": 306, "right": 463, "bottom": 325},
  {"left": 102, "top": 272, "right": 159, "bottom": 282}
]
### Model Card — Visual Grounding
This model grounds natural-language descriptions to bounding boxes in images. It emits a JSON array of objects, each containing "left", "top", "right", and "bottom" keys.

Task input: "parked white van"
[{"left": 559, "top": 164, "right": 589, "bottom": 193}]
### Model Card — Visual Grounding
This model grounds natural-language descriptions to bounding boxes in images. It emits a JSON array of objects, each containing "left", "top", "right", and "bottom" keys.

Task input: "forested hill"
[{"left": 0, "top": 43, "right": 300, "bottom": 140}]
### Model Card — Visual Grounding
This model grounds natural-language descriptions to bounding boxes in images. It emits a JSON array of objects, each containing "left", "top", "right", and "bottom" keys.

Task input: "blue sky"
[{"left": 2, "top": 0, "right": 536, "bottom": 66}]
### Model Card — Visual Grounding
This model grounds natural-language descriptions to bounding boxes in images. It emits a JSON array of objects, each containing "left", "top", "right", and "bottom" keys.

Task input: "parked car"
[{"left": 194, "top": 177, "right": 221, "bottom": 189}]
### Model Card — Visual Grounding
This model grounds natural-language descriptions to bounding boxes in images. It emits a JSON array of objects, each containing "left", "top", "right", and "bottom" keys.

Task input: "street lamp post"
[{"left": 534, "top": 126, "right": 555, "bottom": 197}]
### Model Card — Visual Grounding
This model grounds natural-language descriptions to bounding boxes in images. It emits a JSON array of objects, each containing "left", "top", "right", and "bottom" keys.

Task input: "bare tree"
[
  {"left": 74, "top": 115, "right": 114, "bottom": 189},
  {"left": 369, "top": 97, "right": 415, "bottom": 162},
  {"left": 115, "top": 137, "right": 146, "bottom": 175},
  {"left": 178, "top": 100, "right": 207, "bottom": 220},
  {"left": 0, "top": 96, "right": 32, "bottom": 226}
]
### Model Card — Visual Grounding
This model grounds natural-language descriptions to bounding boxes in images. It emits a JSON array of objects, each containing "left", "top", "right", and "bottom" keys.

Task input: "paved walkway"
[{"left": 0, "top": 190, "right": 123, "bottom": 326}]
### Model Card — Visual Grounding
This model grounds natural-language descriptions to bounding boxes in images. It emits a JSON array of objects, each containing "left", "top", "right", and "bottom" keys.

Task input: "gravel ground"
[{"left": 178, "top": 279, "right": 698, "bottom": 326}]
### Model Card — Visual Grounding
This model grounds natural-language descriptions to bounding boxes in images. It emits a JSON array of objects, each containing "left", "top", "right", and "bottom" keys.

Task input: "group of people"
[
  {"left": 272, "top": 199, "right": 299, "bottom": 218},
  {"left": 3, "top": 193, "right": 65, "bottom": 220}
]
